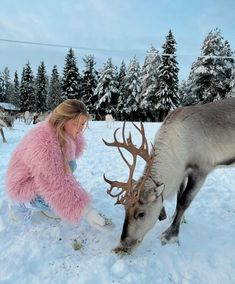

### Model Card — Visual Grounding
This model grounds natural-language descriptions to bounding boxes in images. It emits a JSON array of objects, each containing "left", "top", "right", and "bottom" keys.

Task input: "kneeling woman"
[{"left": 6, "top": 99, "right": 105, "bottom": 229}]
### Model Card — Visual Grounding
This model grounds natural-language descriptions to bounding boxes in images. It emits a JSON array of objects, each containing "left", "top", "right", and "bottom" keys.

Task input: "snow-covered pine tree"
[
  {"left": 20, "top": 62, "right": 35, "bottom": 112},
  {"left": 229, "top": 68, "right": 235, "bottom": 97},
  {"left": 1, "top": 67, "right": 12, "bottom": 103},
  {"left": 140, "top": 45, "right": 161, "bottom": 121},
  {"left": 218, "top": 39, "right": 234, "bottom": 99},
  {"left": 178, "top": 80, "right": 191, "bottom": 106},
  {"left": 180, "top": 63, "right": 198, "bottom": 106},
  {"left": 35, "top": 62, "right": 48, "bottom": 113},
  {"left": 11, "top": 71, "right": 21, "bottom": 108},
  {"left": 186, "top": 29, "right": 234, "bottom": 104},
  {"left": 123, "top": 55, "right": 142, "bottom": 121},
  {"left": 47, "top": 65, "right": 62, "bottom": 110},
  {"left": 156, "top": 30, "right": 179, "bottom": 121},
  {"left": 94, "top": 58, "right": 119, "bottom": 119},
  {"left": 0, "top": 72, "right": 4, "bottom": 102},
  {"left": 116, "top": 60, "right": 127, "bottom": 121},
  {"left": 81, "top": 55, "right": 98, "bottom": 116},
  {"left": 61, "top": 48, "right": 81, "bottom": 100}
]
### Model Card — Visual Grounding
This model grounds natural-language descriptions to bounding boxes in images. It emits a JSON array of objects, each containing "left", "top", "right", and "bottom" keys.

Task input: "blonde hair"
[{"left": 49, "top": 99, "right": 88, "bottom": 172}]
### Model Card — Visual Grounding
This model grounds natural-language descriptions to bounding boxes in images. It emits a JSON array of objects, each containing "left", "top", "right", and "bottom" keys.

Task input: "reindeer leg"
[
  {"left": 0, "top": 128, "right": 7, "bottom": 143},
  {"left": 171, "top": 176, "right": 188, "bottom": 223},
  {"left": 160, "top": 170, "right": 207, "bottom": 245}
]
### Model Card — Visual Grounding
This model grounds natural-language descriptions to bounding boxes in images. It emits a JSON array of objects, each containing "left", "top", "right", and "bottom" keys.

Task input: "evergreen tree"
[
  {"left": 61, "top": 48, "right": 80, "bottom": 100},
  {"left": 229, "top": 68, "right": 235, "bottom": 96},
  {"left": 156, "top": 30, "right": 179, "bottom": 121},
  {"left": 2, "top": 67, "right": 12, "bottom": 103},
  {"left": 181, "top": 59, "right": 200, "bottom": 105},
  {"left": 94, "top": 58, "right": 119, "bottom": 119},
  {"left": 10, "top": 71, "right": 21, "bottom": 107},
  {"left": 124, "top": 55, "right": 142, "bottom": 121},
  {"left": 0, "top": 72, "right": 3, "bottom": 102},
  {"left": 20, "top": 62, "right": 35, "bottom": 112},
  {"left": 0, "top": 68, "right": 12, "bottom": 103},
  {"left": 218, "top": 39, "right": 234, "bottom": 99},
  {"left": 140, "top": 45, "right": 161, "bottom": 121},
  {"left": 35, "top": 62, "right": 48, "bottom": 112},
  {"left": 8, "top": 71, "right": 20, "bottom": 108},
  {"left": 48, "top": 65, "right": 62, "bottom": 110},
  {"left": 81, "top": 55, "right": 98, "bottom": 115},
  {"left": 186, "top": 29, "right": 234, "bottom": 104},
  {"left": 178, "top": 80, "right": 191, "bottom": 106},
  {"left": 117, "top": 60, "right": 127, "bottom": 120}
]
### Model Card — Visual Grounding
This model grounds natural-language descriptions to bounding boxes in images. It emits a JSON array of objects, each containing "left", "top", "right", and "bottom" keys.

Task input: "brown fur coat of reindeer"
[{"left": 103, "top": 98, "right": 235, "bottom": 254}]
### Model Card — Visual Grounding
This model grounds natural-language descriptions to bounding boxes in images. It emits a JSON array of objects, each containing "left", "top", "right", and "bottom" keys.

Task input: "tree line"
[{"left": 0, "top": 29, "right": 234, "bottom": 122}]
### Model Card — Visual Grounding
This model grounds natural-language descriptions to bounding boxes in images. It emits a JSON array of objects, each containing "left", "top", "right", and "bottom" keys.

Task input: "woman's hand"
[{"left": 81, "top": 204, "right": 105, "bottom": 230}]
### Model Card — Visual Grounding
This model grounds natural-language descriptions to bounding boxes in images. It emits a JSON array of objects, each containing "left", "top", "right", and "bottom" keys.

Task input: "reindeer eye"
[{"left": 135, "top": 212, "right": 145, "bottom": 219}]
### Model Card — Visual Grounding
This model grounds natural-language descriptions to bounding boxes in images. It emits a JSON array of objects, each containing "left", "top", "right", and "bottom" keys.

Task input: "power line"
[
  {"left": 0, "top": 37, "right": 234, "bottom": 59},
  {"left": 0, "top": 38, "right": 120, "bottom": 53},
  {"left": 161, "top": 53, "right": 235, "bottom": 59}
]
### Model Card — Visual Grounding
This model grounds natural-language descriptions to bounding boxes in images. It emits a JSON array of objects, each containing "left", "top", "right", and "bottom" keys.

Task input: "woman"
[{"left": 6, "top": 99, "right": 106, "bottom": 229}]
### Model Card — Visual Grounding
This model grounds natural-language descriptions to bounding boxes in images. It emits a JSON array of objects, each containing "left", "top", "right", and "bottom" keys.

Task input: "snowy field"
[{"left": 0, "top": 120, "right": 235, "bottom": 284}]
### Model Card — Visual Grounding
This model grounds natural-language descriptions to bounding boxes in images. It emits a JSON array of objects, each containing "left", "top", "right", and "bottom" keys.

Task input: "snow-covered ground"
[{"left": 0, "top": 120, "right": 235, "bottom": 284}]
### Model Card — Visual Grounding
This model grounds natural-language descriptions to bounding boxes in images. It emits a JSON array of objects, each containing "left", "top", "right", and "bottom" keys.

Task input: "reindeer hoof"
[{"left": 159, "top": 232, "right": 180, "bottom": 246}]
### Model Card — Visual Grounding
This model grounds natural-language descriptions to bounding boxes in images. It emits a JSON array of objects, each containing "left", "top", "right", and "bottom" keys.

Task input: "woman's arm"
[{"left": 24, "top": 125, "right": 91, "bottom": 223}]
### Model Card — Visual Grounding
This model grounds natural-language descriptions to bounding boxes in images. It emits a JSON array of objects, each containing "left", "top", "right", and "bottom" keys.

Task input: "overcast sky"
[{"left": 0, "top": 0, "right": 234, "bottom": 81}]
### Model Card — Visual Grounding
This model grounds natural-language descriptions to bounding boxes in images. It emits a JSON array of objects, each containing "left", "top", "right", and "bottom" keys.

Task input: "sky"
[
  {"left": 1, "top": 120, "right": 235, "bottom": 283},
  {"left": 0, "top": 0, "right": 235, "bottom": 81}
]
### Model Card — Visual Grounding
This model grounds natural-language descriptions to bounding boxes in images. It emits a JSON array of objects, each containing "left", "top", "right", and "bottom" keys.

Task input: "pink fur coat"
[{"left": 5, "top": 121, "right": 90, "bottom": 223}]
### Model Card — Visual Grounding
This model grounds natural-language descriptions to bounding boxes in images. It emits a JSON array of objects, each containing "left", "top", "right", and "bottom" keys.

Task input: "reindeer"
[
  {"left": 103, "top": 98, "right": 235, "bottom": 254},
  {"left": 24, "top": 110, "right": 32, "bottom": 124},
  {"left": 0, "top": 116, "right": 13, "bottom": 143},
  {"left": 105, "top": 114, "right": 115, "bottom": 128},
  {"left": 32, "top": 113, "right": 48, "bottom": 124}
]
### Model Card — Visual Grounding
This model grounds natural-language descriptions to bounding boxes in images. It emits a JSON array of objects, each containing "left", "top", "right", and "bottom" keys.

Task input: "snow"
[
  {"left": 0, "top": 102, "right": 20, "bottom": 111},
  {"left": 0, "top": 120, "right": 235, "bottom": 284}
]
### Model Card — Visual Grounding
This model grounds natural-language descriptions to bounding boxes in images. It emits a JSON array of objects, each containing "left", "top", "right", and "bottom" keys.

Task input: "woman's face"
[{"left": 64, "top": 115, "right": 87, "bottom": 138}]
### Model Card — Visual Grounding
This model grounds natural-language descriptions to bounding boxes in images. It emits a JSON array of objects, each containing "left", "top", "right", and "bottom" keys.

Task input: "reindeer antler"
[{"left": 103, "top": 122, "right": 154, "bottom": 205}]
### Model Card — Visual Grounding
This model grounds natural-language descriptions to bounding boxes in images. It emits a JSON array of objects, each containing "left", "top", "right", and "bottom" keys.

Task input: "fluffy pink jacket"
[{"left": 5, "top": 120, "right": 90, "bottom": 223}]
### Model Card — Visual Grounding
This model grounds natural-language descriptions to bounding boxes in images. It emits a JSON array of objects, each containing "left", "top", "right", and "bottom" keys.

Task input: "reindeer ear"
[
  {"left": 147, "top": 192, "right": 157, "bottom": 203},
  {"left": 143, "top": 183, "right": 163, "bottom": 203}
]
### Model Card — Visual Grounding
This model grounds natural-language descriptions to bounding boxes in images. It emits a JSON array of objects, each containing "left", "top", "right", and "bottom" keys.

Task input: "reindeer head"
[
  {"left": 103, "top": 122, "right": 166, "bottom": 254},
  {"left": 0, "top": 116, "right": 13, "bottom": 128}
]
